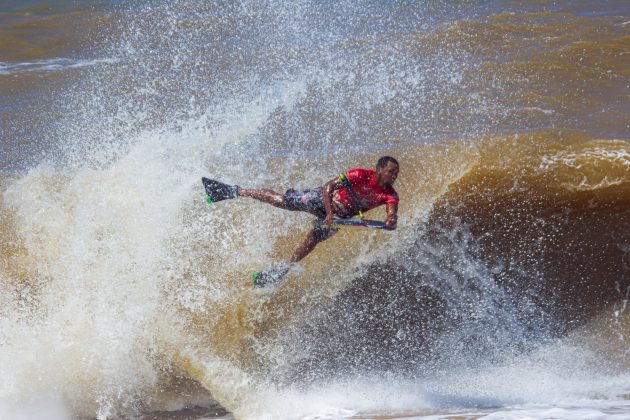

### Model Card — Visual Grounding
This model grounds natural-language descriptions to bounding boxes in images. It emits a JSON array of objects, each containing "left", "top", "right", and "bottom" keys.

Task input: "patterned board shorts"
[{"left": 283, "top": 188, "right": 339, "bottom": 241}]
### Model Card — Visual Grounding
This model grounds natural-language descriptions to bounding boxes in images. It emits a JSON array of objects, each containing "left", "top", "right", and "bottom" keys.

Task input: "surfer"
[{"left": 203, "top": 156, "right": 399, "bottom": 286}]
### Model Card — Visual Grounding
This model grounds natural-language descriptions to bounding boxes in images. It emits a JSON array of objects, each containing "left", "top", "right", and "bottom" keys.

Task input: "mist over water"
[{"left": 1, "top": 1, "right": 629, "bottom": 419}]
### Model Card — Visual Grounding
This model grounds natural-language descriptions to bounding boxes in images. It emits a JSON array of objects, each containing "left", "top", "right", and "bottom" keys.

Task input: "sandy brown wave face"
[
  {"left": 2, "top": 132, "right": 627, "bottom": 410},
  {"left": 430, "top": 132, "right": 630, "bottom": 325},
  {"left": 201, "top": 132, "right": 630, "bottom": 384}
]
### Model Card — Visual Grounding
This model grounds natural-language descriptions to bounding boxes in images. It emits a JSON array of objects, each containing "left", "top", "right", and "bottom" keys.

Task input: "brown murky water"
[{"left": 1, "top": 1, "right": 628, "bottom": 419}]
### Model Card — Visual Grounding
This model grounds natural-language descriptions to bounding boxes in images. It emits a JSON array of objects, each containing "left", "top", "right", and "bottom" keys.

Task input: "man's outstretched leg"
[
  {"left": 201, "top": 178, "right": 286, "bottom": 208},
  {"left": 238, "top": 188, "right": 286, "bottom": 209}
]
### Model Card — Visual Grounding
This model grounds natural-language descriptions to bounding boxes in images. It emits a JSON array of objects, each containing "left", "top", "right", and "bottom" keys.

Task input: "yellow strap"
[{"left": 339, "top": 172, "right": 363, "bottom": 219}]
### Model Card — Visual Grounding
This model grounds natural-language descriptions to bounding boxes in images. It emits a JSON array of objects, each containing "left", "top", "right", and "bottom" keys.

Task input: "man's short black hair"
[{"left": 376, "top": 156, "right": 399, "bottom": 168}]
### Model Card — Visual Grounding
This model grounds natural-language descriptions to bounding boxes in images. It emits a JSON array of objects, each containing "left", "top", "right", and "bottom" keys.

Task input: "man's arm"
[
  {"left": 385, "top": 202, "right": 398, "bottom": 229},
  {"left": 322, "top": 177, "right": 343, "bottom": 226}
]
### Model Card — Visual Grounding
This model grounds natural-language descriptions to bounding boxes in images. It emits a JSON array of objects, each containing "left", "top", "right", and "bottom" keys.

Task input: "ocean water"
[{"left": 1, "top": 1, "right": 629, "bottom": 419}]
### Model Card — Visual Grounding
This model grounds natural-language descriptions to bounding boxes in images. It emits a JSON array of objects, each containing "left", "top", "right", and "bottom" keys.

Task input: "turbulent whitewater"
[{"left": 1, "top": 1, "right": 629, "bottom": 419}]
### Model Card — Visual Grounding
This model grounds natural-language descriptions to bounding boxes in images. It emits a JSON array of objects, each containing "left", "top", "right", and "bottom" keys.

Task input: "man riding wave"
[{"left": 202, "top": 156, "right": 399, "bottom": 286}]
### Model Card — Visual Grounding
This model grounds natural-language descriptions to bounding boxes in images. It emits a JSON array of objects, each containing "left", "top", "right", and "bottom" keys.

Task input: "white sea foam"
[
  {"left": 230, "top": 339, "right": 630, "bottom": 420},
  {"left": 523, "top": 106, "right": 554, "bottom": 115},
  {"left": 0, "top": 399, "right": 71, "bottom": 420},
  {"left": 0, "top": 73, "right": 308, "bottom": 417},
  {"left": 0, "top": 58, "right": 118, "bottom": 75}
]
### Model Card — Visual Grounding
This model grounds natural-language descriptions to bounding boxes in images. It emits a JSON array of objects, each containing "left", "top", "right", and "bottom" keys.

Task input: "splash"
[{"left": 1, "top": 1, "right": 629, "bottom": 418}]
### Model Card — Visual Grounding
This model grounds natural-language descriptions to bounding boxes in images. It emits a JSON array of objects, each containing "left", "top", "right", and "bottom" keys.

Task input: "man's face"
[{"left": 376, "top": 161, "right": 399, "bottom": 187}]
